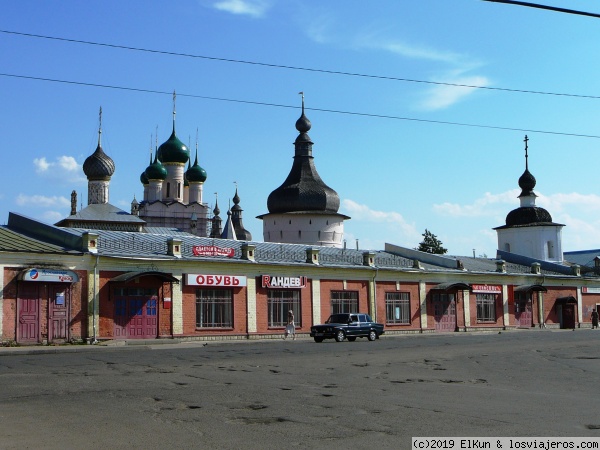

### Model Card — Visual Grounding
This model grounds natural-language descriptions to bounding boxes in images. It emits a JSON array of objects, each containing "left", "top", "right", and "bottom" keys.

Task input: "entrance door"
[
  {"left": 562, "top": 304, "right": 576, "bottom": 329},
  {"left": 515, "top": 300, "right": 532, "bottom": 328},
  {"left": 17, "top": 284, "right": 40, "bottom": 344},
  {"left": 114, "top": 290, "right": 158, "bottom": 339},
  {"left": 433, "top": 293, "right": 456, "bottom": 332},
  {"left": 48, "top": 286, "right": 69, "bottom": 342}
]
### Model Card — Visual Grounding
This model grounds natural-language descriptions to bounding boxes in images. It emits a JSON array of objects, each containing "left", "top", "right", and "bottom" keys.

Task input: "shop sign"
[
  {"left": 472, "top": 284, "right": 501, "bottom": 294},
  {"left": 21, "top": 268, "right": 78, "bottom": 283},
  {"left": 186, "top": 274, "right": 247, "bottom": 287},
  {"left": 192, "top": 245, "right": 234, "bottom": 258},
  {"left": 262, "top": 275, "right": 307, "bottom": 289},
  {"left": 582, "top": 287, "right": 600, "bottom": 294}
]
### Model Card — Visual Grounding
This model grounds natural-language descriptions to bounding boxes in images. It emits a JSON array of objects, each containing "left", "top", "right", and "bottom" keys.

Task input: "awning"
[
  {"left": 432, "top": 282, "right": 471, "bottom": 291},
  {"left": 556, "top": 296, "right": 577, "bottom": 304},
  {"left": 514, "top": 284, "right": 547, "bottom": 293},
  {"left": 109, "top": 271, "right": 180, "bottom": 284}
]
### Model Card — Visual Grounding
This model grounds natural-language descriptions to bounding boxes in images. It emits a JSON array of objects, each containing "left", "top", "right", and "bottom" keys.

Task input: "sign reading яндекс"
[{"left": 261, "top": 275, "right": 307, "bottom": 289}]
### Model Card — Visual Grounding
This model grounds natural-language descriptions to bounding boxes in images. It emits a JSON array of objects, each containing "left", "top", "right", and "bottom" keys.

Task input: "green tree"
[{"left": 417, "top": 229, "right": 448, "bottom": 254}]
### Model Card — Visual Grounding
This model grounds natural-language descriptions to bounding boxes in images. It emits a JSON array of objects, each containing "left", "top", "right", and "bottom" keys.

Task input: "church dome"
[
  {"left": 186, "top": 154, "right": 207, "bottom": 183},
  {"left": 158, "top": 129, "right": 189, "bottom": 164},
  {"left": 83, "top": 144, "right": 115, "bottom": 181},
  {"left": 140, "top": 171, "right": 149, "bottom": 185},
  {"left": 505, "top": 206, "right": 553, "bottom": 226},
  {"left": 145, "top": 154, "right": 167, "bottom": 180}
]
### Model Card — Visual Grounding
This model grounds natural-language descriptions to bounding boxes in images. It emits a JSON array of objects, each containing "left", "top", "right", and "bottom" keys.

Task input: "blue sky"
[{"left": 2, "top": 0, "right": 600, "bottom": 257}]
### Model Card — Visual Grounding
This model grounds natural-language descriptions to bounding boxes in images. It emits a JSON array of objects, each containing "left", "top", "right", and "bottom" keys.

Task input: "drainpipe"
[
  {"left": 92, "top": 254, "right": 98, "bottom": 344},
  {"left": 371, "top": 267, "right": 379, "bottom": 322}
]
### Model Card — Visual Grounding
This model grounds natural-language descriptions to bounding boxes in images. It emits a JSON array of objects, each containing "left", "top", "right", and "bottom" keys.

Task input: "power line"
[
  {"left": 2, "top": 72, "right": 600, "bottom": 139},
  {"left": 2, "top": 28, "right": 600, "bottom": 100},
  {"left": 482, "top": 0, "right": 600, "bottom": 18}
]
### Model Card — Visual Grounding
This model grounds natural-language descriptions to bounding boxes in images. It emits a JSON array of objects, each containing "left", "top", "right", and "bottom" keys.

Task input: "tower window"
[{"left": 547, "top": 241, "right": 555, "bottom": 259}]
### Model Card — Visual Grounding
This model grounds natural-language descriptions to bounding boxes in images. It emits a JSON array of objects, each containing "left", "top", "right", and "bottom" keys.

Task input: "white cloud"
[
  {"left": 16, "top": 194, "right": 70, "bottom": 208},
  {"left": 341, "top": 199, "right": 421, "bottom": 246},
  {"left": 33, "top": 155, "right": 85, "bottom": 184},
  {"left": 41, "top": 210, "right": 65, "bottom": 224},
  {"left": 418, "top": 75, "right": 490, "bottom": 111},
  {"left": 34, "top": 157, "right": 50, "bottom": 172},
  {"left": 380, "top": 41, "right": 463, "bottom": 65},
  {"left": 433, "top": 190, "right": 519, "bottom": 217},
  {"left": 212, "top": 0, "right": 271, "bottom": 18},
  {"left": 537, "top": 192, "right": 600, "bottom": 213}
]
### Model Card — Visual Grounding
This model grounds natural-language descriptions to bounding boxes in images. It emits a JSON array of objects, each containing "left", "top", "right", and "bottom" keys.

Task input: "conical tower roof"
[{"left": 266, "top": 94, "right": 340, "bottom": 214}]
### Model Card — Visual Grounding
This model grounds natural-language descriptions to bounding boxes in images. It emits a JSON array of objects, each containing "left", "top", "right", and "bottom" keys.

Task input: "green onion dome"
[
  {"left": 157, "top": 128, "right": 189, "bottom": 164},
  {"left": 145, "top": 153, "right": 167, "bottom": 180},
  {"left": 186, "top": 154, "right": 207, "bottom": 183}
]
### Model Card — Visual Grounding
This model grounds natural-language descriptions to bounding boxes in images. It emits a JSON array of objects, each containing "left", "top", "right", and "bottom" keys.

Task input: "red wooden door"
[
  {"left": 48, "top": 286, "right": 69, "bottom": 342},
  {"left": 515, "top": 300, "right": 532, "bottom": 328},
  {"left": 114, "top": 294, "right": 157, "bottom": 339},
  {"left": 433, "top": 294, "right": 456, "bottom": 332},
  {"left": 18, "top": 284, "right": 40, "bottom": 343}
]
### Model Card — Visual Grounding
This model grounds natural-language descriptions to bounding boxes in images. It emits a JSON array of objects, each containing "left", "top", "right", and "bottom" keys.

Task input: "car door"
[
  {"left": 358, "top": 314, "right": 369, "bottom": 336},
  {"left": 347, "top": 314, "right": 360, "bottom": 337}
]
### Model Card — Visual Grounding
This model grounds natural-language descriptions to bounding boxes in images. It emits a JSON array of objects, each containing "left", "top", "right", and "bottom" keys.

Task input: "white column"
[
  {"left": 502, "top": 284, "right": 509, "bottom": 328},
  {"left": 419, "top": 281, "right": 427, "bottom": 329},
  {"left": 247, "top": 277, "right": 257, "bottom": 333},
  {"left": 88, "top": 271, "right": 99, "bottom": 340},
  {"left": 463, "top": 290, "right": 471, "bottom": 328},
  {"left": 312, "top": 279, "right": 321, "bottom": 326},
  {"left": 577, "top": 287, "right": 583, "bottom": 325},
  {"left": 172, "top": 276, "right": 183, "bottom": 335}
]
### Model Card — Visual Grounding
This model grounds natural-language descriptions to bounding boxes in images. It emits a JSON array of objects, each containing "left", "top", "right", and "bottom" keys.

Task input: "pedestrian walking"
[
  {"left": 591, "top": 309, "right": 599, "bottom": 329},
  {"left": 284, "top": 310, "right": 296, "bottom": 340}
]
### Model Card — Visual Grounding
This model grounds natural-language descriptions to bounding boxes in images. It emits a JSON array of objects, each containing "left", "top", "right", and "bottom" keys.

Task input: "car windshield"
[{"left": 325, "top": 314, "right": 349, "bottom": 324}]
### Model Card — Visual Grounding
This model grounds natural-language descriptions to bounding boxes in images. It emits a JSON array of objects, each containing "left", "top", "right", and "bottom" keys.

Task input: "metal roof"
[{"left": 0, "top": 226, "right": 80, "bottom": 254}]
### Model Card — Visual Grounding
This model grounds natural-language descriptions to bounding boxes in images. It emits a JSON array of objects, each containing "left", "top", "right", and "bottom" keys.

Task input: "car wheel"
[
  {"left": 335, "top": 330, "right": 345, "bottom": 342},
  {"left": 368, "top": 330, "right": 377, "bottom": 341},
  {"left": 347, "top": 337, "right": 356, "bottom": 342},
  {"left": 314, "top": 337, "right": 324, "bottom": 343}
]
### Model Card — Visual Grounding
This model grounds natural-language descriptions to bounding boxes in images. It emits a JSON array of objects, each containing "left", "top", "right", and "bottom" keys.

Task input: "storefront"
[{"left": 16, "top": 268, "right": 80, "bottom": 344}]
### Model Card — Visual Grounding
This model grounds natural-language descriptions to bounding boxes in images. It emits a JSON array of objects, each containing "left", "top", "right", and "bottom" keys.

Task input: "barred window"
[
  {"left": 385, "top": 292, "right": 410, "bottom": 325},
  {"left": 476, "top": 293, "right": 496, "bottom": 322},
  {"left": 196, "top": 289, "right": 233, "bottom": 328},
  {"left": 330, "top": 291, "right": 358, "bottom": 314},
  {"left": 268, "top": 290, "right": 301, "bottom": 327}
]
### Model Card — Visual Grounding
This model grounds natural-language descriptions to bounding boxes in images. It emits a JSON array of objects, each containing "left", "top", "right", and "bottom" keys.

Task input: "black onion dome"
[
  {"left": 83, "top": 144, "right": 115, "bottom": 180},
  {"left": 267, "top": 107, "right": 340, "bottom": 214},
  {"left": 296, "top": 112, "right": 311, "bottom": 133},
  {"left": 140, "top": 171, "right": 149, "bottom": 185},
  {"left": 232, "top": 189, "right": 241, "bottom": 211},
  {"left": 518, "top": 169, "right": 536, "bottom": 196},
  {"left": 505, "top": 206, "right": 553, "bottom": 226}
]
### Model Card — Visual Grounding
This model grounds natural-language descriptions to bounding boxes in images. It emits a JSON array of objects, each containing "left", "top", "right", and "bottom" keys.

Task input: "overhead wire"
[
  {"left": 2, "top": 72, "right": 600, "bottom": 139},
  {"left": 482, "top": 0, "right": 600, "bottom": 19},
  {"left": 1, "top": 28, "right": 600, "bottom": 100}
]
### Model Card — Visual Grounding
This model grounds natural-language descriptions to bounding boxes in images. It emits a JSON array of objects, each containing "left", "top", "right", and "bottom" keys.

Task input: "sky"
[{"left": 2, "top": 0, "right": 600, "bottom": 257}]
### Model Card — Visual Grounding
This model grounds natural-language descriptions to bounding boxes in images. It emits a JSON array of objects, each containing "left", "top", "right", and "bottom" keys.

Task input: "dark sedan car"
[{"left": 310, "top": 313, "right": 384, "bottom": 343}]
